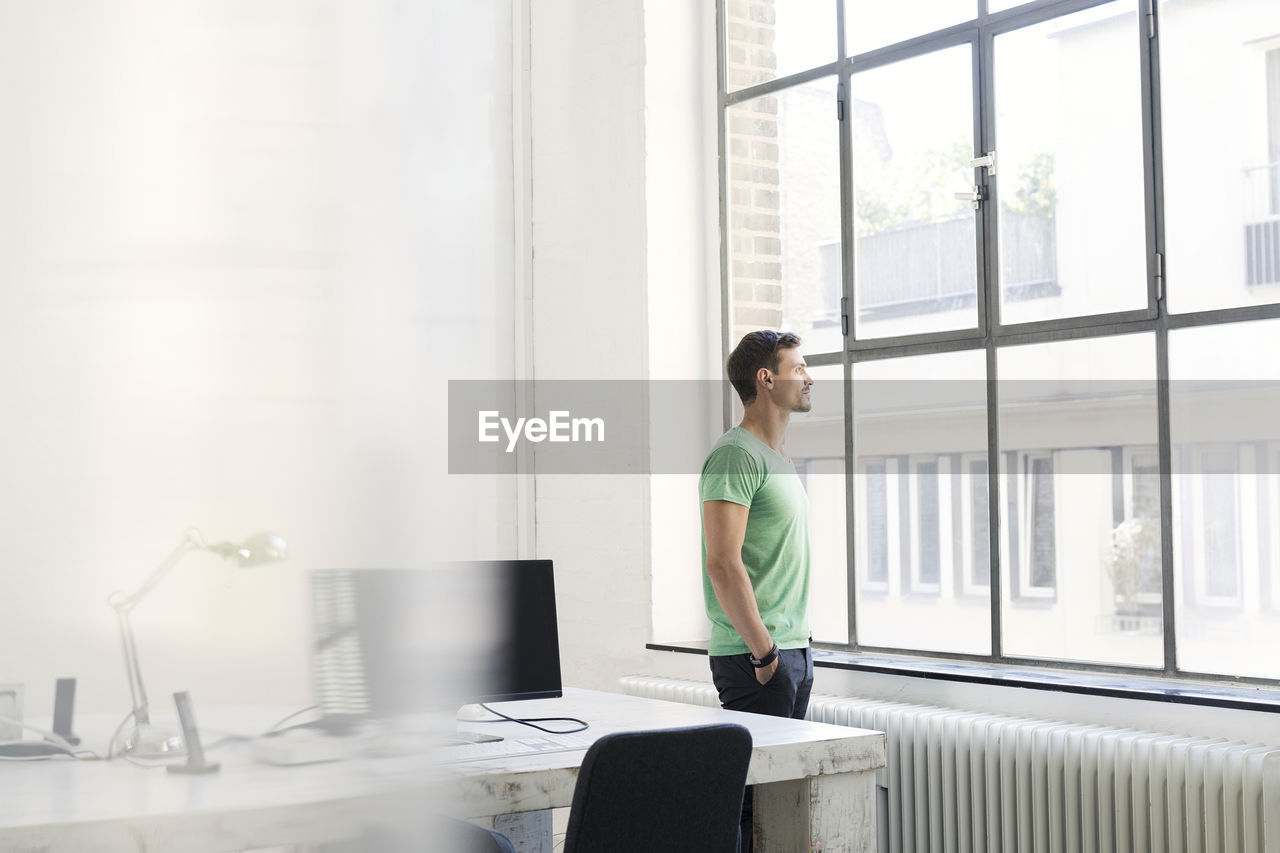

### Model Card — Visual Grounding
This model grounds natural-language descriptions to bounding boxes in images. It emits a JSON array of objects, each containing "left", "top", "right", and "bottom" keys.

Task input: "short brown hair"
[{"left": 726, "top": 330, "right": 802, "bottom": 405}]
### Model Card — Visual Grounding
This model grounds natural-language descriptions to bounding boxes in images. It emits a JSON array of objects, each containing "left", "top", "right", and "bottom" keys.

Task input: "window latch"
[
  {"left": 955, "top": 186, "right": 984, "bottom": 210},
  {"left": 969, "top": 150, "right": 996, "bottom": 176}
]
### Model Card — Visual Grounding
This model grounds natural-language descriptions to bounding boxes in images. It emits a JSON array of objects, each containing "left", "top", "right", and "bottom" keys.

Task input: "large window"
[{"left": 720, "top": 0, "right": 1280, "bottom": 683}]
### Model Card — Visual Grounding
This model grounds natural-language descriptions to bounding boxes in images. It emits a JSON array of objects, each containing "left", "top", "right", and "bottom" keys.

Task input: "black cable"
[{"left": 475, "top": 703, "right": 588, "bottom": 734}]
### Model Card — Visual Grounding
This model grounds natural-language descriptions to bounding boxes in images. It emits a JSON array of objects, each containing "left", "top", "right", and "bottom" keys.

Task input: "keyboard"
[{"left": 433, "top": 731, "right": 596, "bottom": 763}]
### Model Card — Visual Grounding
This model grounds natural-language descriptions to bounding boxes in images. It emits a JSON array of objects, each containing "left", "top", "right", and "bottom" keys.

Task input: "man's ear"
[{"left": 758, "top": 368, "right": 772, "bottom": 388}]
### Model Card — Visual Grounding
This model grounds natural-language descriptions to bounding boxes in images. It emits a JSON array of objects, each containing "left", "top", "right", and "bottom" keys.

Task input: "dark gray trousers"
[
  {"left": 709, "top": 645, "right": 814, "bottom": 719},
  {"left": 709, "top": 646, "right": 814, "bottom": 853}
]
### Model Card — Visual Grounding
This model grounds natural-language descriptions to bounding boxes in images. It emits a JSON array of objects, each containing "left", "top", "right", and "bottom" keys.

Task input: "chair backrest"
[{"left": 563, "top": 723, "right": 753, "bottom": 853}]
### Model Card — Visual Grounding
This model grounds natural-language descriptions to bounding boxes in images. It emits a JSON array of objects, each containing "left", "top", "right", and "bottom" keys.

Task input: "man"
[
  {"left": 701, "top": 330, "right": 814, "bottom": 853},
  {"left": 700, "top": 329, "right": 814, "bottom": 720}
]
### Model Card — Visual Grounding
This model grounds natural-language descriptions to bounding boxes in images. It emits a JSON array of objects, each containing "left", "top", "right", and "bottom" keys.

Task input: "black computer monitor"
[
  {"left": 310, "top": 560, "right": 563, "bottom": 723},
  {"left": 466, "top": 559, "right": 563, "bottom": 704}
]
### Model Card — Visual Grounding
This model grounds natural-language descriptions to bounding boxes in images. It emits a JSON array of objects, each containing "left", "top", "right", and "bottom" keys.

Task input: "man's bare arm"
[{"left": 703, "top": 499, "right": 778, "bottom": 684}]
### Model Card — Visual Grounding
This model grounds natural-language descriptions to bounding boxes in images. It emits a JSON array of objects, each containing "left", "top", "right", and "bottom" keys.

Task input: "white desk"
[
  {"left": 450, "top": 689, "right": 886, "bottom": 851},
  {"left": 0, "top": 689, "right": 885, "bottom": 852}
]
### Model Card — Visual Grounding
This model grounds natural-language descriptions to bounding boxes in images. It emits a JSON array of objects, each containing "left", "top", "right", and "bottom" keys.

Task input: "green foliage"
[
  {"left": 854, "top": 140, "right": 1056, "bottom": 232},
  {"left": 1003, "top": 152, "right": 1057, "bottom": 221},
  {"left": 854, "top": 139, "right": 971, "bottom": 233}
]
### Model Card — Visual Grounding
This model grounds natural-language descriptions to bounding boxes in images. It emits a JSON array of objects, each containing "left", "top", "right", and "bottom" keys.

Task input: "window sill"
[{"left": 645, "top": 642, "right": 1280, "bottom": 714}]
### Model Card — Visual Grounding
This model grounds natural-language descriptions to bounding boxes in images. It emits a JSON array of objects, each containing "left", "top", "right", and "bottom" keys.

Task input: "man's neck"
[{"left": 738, "top": 406, "right": 790, "bottom": 454}]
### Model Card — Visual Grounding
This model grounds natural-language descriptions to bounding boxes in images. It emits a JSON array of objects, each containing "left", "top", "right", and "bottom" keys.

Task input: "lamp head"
[{"left": 206, "top": 531, "right": 288, "bottom": 567}]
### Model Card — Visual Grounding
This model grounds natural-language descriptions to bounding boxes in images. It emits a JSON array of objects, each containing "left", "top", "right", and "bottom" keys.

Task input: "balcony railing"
[
  {"left": 1244, "top": 162, "right": 1280, "bottom": 287},
  {"left": 855, "top": 211, "right": 1057, "bottom": 319}
]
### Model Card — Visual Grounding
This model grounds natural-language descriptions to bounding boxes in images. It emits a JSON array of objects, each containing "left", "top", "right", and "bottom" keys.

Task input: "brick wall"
[{"left": 725, "top": 0, "right": 783, "bottom": 336}]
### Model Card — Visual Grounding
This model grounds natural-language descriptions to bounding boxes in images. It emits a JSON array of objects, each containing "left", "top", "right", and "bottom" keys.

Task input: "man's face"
[{"left": 769, "top": 347, "right": 813, "bottom": 413}]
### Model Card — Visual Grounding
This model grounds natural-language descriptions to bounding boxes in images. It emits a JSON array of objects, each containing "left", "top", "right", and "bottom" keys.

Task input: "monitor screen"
[
  {"left": 470, "top": 559, "right": 563, "bottom": 704},
  {"left": 311, "top": 560, "right": 563, "bottom": 721}
]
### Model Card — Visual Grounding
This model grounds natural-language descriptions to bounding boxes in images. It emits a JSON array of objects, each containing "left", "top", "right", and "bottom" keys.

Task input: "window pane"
[
  {"left": 725, "top": 0, "right": 836, "bottom": 92},
  {"left": 994, "top": 2, "right": 1147, "bottom": 324},
  {"left": 1161, "top": 0, "right": 1280, "bottom": 313},
  {"left": 997, "top": 334, "right": 1162, "bottom": 667},
  {"left": 845, "top": 1, "right": 977, "bottom": 58},
  {"left": 851, "top": 45, "right": 979, "bottom": 339},
  {"left": 788, "top": 364, "right": 847, "bottom": 644},
  {"left": 1169, "top": 318, "right": 1280, "bottom": 678},
  {"left": 853, "top": 349, "right": 989, "bottom": 654},
  {"left": 728, "top": 78, "right": 842, "bottom": 351}
]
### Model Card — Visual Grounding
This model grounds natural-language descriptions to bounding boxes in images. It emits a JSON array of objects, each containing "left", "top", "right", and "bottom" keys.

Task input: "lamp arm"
[
  {"left": 109, "top": 529, "right": 207, "bottom": 613},
  {"left": 114, "top": 606, "right": 151, "bottom": 725},
  {"left": 107, "top": 529, "right": 206, "bottom": 727}
]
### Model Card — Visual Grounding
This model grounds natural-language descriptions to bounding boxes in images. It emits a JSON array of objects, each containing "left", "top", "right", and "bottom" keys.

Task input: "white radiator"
[{"left": 620, "top": 675, "right": 1280, "bottom": 853}]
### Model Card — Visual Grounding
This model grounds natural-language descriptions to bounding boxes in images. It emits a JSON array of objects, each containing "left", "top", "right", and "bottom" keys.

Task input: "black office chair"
[{"left": 563, "top": 723, "right": 753, "bottom": 853}]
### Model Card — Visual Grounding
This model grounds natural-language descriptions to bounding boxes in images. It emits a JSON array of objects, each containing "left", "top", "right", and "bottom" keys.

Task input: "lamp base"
[{"left": 120, "top": 723, "right": 185, "bottom": 759}]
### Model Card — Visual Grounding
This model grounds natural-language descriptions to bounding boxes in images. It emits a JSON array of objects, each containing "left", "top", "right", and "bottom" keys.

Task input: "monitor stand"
[
  {"left": 456, "top": 703, "right": 500, "bottom": 722},
  {"left": 453, "top": 703, "right": 503, "bottom": 744}
]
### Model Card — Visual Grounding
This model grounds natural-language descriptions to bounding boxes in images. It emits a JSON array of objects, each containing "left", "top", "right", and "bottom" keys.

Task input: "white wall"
[
  {"left": 527, "top": 0, "right": 721, "bottom": 688},
  {"left": 0, "top": 0, "right": 517, "bottom": 718},
  {"left": 528, "top": 0, "right": 652, "bottom": 690},
  {"left": 644, "top": 0, "right": 723, "bottom": 645}
]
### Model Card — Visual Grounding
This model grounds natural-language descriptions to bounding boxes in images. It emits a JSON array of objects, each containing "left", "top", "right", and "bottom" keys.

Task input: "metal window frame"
[{"left": 715, "top": 0, "right": 1280, "bottom": 687}]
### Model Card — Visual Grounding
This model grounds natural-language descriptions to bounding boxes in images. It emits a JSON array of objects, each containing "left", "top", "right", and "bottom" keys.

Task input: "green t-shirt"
[{"left": 699, "top": 426, "right": 810, "bottom": 655}]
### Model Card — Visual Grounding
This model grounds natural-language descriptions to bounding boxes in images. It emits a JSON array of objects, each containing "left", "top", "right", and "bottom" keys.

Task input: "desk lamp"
[{"left": 108, "top": 528, "right": 288, "bottom": 757}]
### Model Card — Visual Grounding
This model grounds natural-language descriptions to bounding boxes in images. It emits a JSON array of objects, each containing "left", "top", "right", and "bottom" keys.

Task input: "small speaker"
[
  {"left": 52, "top": 678, "right": 79, "bottom": 746},
  {"left": 167, "top": 691, "right": 220, "bottom": 774}
]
